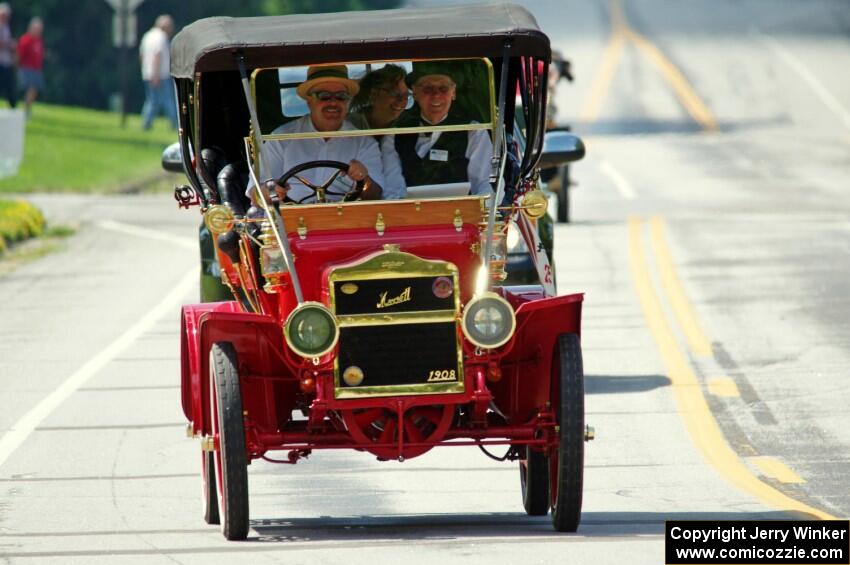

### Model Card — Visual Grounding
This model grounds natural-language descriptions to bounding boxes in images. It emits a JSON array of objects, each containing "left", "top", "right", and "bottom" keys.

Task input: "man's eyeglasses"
[
  {"left": 308, "top": 90, "right": 352, "bottom": 102},
  {"left": 377, "top": 87, "right": 412, "bottom": 101},
  {"left": 417, "top": 84, "right": 453, "bottom": 96}
]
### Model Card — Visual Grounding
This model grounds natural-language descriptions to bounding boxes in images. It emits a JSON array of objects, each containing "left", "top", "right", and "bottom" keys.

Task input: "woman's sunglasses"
[
  {"left": 308, "top": 91, "right": 352, "bottom": 102},
  {"left": 377, "top": 87, "right": 412, "bottom": 101}
]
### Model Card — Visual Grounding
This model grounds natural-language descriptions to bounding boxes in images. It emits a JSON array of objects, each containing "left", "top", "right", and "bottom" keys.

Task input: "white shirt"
[
  {"left": 331, "top": 111, "right": 404, "bottom": 199},
  {"left": 248, "top": 115, "right": 386, "bottom": 204},
  {"left": 139, "top": 27, "right": 170, "bottom": 81},
  {"left": 410, "top": 128, "right": 493, "bottom": 195},
  {"left": 378, "top": 135, "right": 406, "bottom": 199}
]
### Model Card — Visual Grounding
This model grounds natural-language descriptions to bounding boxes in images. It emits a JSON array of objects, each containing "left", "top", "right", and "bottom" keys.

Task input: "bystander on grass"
[{"left": 0, "top": 103, "right": 176, "bottom": 194}]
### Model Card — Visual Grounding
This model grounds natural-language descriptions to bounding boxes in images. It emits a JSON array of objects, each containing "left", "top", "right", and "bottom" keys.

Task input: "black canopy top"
[{"left": 171, "top": 2, "right": 549, "bottom": 78}]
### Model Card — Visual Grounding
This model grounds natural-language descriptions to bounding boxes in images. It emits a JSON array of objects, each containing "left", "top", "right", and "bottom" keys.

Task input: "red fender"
[
  {"left": 196, "top": 309, "right": 293, "bottom": 436},
  {"left": 490, "top": 286, "right": 583, "bottom": 422},
  {"left": 180, "top": 301, "right": 241, "bottom": 434}
]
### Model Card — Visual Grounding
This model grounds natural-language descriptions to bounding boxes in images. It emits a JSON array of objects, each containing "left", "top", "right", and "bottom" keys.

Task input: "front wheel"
[
  {"left": 550, "top": 333, "right": 584, "bottom": 532},
  {"left": 210, "top": 342, "right": 250, "bottom": 540}
]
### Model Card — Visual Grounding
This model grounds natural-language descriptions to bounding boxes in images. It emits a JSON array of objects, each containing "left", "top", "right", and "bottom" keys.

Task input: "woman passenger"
[
  {"left": 350, "top": 64, "right": 409, "bottom": 198},
  {"left": 351, "top": 64, "right": 409, "bottom": 129}
]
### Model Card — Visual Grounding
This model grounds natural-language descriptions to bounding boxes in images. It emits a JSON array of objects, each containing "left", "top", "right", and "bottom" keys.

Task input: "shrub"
[{"left": 0, "top": 199, "right": 46, "bottom": 255}]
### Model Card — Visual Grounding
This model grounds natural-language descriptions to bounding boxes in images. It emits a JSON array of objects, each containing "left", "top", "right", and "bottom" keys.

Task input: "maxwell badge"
[{"left": 376, "top": 286, "right": 412, "bottom": 309}]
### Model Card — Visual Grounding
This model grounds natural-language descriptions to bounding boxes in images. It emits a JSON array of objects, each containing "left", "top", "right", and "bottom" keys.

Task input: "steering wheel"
[{"left": 275, "top": 160, "right": 365, "bottom": 204}]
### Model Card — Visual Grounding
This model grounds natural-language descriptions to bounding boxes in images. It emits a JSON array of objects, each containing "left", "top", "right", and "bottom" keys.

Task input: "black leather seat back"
[{"left": 216, "top": 162, "right": 250, "bottom": 216}]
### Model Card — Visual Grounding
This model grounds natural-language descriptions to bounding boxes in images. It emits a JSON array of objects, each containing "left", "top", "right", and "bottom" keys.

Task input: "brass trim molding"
[
  {"left": 329, "top": 250, "right": 459, "bottom": 285},
  {"left": 262, "top": 123, "right": 493, "bottom": 142},
  {"left": 333, "top": 380, "right": 465, "bottom": 399},
  {"left": 336, "top": 310, "right": 456, "bottom": 327}
]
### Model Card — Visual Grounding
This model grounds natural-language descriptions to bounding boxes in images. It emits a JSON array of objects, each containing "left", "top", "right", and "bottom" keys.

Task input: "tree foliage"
[{"left": 3, "top": 0, "right": 400, "bottom": 111}]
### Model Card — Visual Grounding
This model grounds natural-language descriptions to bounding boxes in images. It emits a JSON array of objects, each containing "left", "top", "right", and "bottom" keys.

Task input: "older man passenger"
[
  {"left": 251, "top": 65, "right": 385, "bottom": 204},
  {"left": 392, "top": 62, "right": 493, "bottom": 196}
]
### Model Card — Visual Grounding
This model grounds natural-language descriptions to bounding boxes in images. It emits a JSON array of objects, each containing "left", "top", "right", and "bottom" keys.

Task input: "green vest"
[{"left": 394, "top": 109, "right": 470, "bottom": 187}]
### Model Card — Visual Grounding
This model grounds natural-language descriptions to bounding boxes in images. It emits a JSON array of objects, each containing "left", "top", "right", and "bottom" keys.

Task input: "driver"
[{"left": 249, "top": 65, "right": 385, "bottom": 203}]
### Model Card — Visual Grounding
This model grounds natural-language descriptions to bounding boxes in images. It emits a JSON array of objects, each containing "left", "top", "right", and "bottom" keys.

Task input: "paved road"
[{"left": 1, "top": 1, "right": 849, "bottom": 563}]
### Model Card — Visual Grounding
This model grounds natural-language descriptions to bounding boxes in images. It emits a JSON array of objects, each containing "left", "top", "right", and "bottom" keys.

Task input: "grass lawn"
[{"left": 0, "top": 103, "right": 177, "bottom": 194}]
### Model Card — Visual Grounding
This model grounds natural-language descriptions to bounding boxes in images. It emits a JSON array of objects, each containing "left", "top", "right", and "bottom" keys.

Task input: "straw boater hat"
[{"left": 296, "top": 65, "right": 360, "bottom": 99}]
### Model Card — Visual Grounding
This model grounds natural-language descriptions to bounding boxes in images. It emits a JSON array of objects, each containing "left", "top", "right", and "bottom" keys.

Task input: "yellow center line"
[
  {"left": 579, "top": 0, "right": 719, "bottom": 133},
  {"left": 578, "top": 31, "right": 627, "bottom": 124},
  {"left": 707, "top": 376, "right": 740, "bottom": 398},
  {"left": 628, "top": 217, "right": 834, "bottom": 520},
  {"left": 649, "top": 216, "right": 713, "bottom": 356},
  {"left": 750, "top": 456, "right": 806, "bottom": 485},
  {"left": 625, "top": 29, "right": 719, "bottom": 133}
]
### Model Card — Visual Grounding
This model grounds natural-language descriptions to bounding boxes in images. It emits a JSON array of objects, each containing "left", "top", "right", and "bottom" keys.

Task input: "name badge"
[{"left": 429, "top": 149, "right": 449, "bottom": 162}]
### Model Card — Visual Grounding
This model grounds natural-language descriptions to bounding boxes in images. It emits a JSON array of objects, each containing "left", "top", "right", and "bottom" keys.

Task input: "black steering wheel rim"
[{"left": 275, "top": 160, "right": 365, "bottom": 204}]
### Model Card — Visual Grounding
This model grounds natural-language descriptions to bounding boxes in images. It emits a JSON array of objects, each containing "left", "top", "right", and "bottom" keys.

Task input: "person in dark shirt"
[{"left": 0, "top": 3, "right": 16, "bottom": 108}]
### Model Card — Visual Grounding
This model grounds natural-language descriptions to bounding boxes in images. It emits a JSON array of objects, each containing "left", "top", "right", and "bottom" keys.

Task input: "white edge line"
[
  {"left": 598, "top": 160, "right": 637, "bottom": 200},
  {"left": 96, "top": 219, "right": 197, "bottom": 250},
  {"left": 0, "top": 268, "right": 199, "bottom": 471},
  {"left": 754, "top": 28, "right": 850, "bottom": 131}
]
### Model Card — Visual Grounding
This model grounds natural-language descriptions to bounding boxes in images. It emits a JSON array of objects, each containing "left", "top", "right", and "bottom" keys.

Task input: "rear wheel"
[
  {"left": 550, "top": 333, "right": 584, "bottom": 532},
  {"left": 520, "top": 445, "right": 549, "bottom": 515},
  {"left": 210, "top": 342, "right": 249, "bottom": 540},
  {"left": 556, "top": 166, "right": 571, "bottom": 223},
  {"left": 202, "top": 450, "right": 220, "bottom": 524}
]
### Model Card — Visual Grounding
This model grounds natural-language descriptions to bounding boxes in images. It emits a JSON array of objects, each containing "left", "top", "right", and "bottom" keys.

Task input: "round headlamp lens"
[
  {"left": 462, "top": 294, "right": 515, "bottom": 349},
  {"left": 473, "top": 304, "right": 506, "bottom": 338},
  {"left": 296, "top": 312, "right": 332, "bottom": 348},
  {"left": 285, "top": 304, "right": 338, "bottom": 357}
]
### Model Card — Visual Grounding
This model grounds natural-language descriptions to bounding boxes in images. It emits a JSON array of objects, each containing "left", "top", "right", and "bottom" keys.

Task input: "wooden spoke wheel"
[
  {"left": 549, "top": 333, "right": 585, "bottom": 532},
  {"left": 341, "top": 404, "right": 454, "bottom": 460},
  {"left": 210, "top": 342, "right": 250, "bottom": 540}
]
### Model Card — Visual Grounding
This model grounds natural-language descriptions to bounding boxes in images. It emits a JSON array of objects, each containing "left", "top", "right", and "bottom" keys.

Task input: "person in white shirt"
[
  {"left": 139, "top": 14, "right": 176, "bottom": 130},
  {"left": 250, "top": 65, "right": 384, "bottom": 204},
  {"left": 391, "top": 63, "right": 493, "bottom": 196}
]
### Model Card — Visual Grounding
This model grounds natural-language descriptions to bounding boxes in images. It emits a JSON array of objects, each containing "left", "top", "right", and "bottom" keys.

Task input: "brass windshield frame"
[{"left": 249, "top": 56, "right": 496, "bottom": 143}]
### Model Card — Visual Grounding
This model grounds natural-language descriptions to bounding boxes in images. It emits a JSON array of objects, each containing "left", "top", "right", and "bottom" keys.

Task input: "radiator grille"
[{"left": 336, "top": 322, "right": 461, "bottom": 395}]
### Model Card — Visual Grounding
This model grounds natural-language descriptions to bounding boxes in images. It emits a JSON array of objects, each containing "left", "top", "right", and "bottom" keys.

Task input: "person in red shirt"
[{"left": 16, "top": 17, "right": 43, "bottom": 117}]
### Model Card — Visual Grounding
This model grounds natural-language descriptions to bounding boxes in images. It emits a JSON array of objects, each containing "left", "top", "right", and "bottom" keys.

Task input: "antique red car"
[{"left": 163, "top": 3, "right": 589, "bottom": 540}]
